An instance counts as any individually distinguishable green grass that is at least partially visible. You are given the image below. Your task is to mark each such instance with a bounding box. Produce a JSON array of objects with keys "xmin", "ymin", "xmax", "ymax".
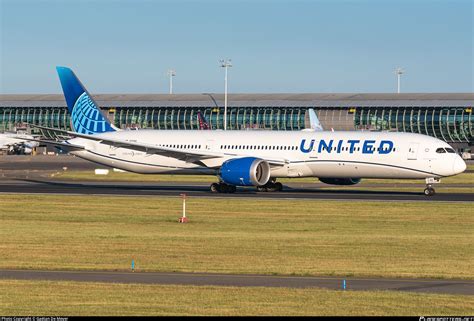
[
  {"xmin": 1, "ymin": 280, "xmax": 472, "ymax": 316},
  {"xmin": 1, "ymin": 195, "xmax": 472, "ymax": 279}
]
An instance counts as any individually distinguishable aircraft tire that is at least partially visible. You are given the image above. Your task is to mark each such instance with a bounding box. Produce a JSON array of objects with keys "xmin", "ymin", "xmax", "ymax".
[
  {"xmin": 210, "ymin": 183, "xmax": 220, "ymax": 193},
  {"xmin": 215, "ymin": 183, "xmax": 236, "ymax": 194},
  {"xmin": 257, "ymin": 182, "xmax": 282, "ymax": 192},
  {"xmin": 424, "ymin": 187, "xmax": 435, "ymax": 196},
  {"xmin": 222, "ymin": 184, "xmax": 230, "ymax": 193}
]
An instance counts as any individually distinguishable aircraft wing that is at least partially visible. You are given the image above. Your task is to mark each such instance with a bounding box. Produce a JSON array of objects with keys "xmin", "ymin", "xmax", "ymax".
[{"xmin": 27, "ymin": 124, "xmax": 287, "ymax": 167}]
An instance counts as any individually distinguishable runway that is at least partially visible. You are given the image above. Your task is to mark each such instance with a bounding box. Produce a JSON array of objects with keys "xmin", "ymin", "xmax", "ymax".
[
  {"xmin": 1, "ymin": 269, "xmax": 472, "ymax": 295},
  {"xmin": 0, "ymin": 178, "xmax": 473, "ymax": 202},
  {"xmin": 0, "ymin": 155, "xmax": 472, "ymax": 201}
]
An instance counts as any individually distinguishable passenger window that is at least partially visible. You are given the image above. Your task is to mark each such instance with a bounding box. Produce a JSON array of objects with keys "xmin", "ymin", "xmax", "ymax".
[{"xmin": 436, "ymin": 148, "xmax": 446, "ymax": 153}]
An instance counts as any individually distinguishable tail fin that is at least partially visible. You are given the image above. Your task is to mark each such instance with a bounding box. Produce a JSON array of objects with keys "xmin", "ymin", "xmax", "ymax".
[
  {"xmin": 197, "ymin": 111, "xmax": 210, "ymax": 130},
  {"xmin": 303, "ymin": 108, "xmax": 324, "ymax": 131},
  {"xmin": 56, "ymin": 66, "xmax": 117, "ymax": 134}
]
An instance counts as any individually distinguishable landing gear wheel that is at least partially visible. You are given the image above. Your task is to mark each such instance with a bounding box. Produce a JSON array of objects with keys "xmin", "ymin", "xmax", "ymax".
[
  {"xmin": 210, "ymin": 182, "xmax": 236, "ymax": 194},
  {"xmin": 257, "ymin": 181, "xmax": 283, "ymax": 192},
  {"xmin": 424, "ymin": 187, "xmax": 435, "ymax": 196},
  {"xmin": 210, "ymin": 183, "xmax": 220, "ymax": 193},
  {"xmin": 221, "ymin": 184, "xmax": 230, "ymax": 193}
]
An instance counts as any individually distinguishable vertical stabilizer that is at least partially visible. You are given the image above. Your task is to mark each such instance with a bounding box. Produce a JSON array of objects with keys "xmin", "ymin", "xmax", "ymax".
[
  {"xmin": 56, "ymin": 66, "xmax": 117, "ymax": 134},
  {"xmin": 304, "ymin": 108, "xmax": 324, "ymax": 131}
]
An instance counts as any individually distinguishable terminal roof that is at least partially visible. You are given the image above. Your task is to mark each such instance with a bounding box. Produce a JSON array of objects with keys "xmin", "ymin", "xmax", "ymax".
[{"xmin": 1, "ymin": 93, "xmax": 473, "ymax": 108}]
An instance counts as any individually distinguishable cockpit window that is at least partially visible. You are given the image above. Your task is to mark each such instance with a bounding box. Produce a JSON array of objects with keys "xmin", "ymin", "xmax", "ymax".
[
  {"xmin": 436, "ymin": 148, "xmax": 446, "ymax": 153},
  {"xmin": 445, "ymin": 148, "xmax": 456, "ymax": 153}
]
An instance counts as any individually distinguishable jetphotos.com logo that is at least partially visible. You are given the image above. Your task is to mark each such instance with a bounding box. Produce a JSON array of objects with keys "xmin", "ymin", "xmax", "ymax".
[{"xmin": 420, "ymin": 317, "xmax": 474, "ymax": 321}]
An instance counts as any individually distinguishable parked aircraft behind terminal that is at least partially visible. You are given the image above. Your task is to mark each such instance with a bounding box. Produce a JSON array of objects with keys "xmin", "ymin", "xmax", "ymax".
[
  {"xmin": 197, "ymin": 111, "xmax": 210, "ymax": 130},
  {"xmin": 0, "ymin": 132, "xmax": 39, "ymax": 154},
  {"xmin": 27, "ymin": 67, "xmax": 466, "ymax": 196},
  {"xmin": 303, "ymin": 108, "xmax": 324, "ymax": 132}
]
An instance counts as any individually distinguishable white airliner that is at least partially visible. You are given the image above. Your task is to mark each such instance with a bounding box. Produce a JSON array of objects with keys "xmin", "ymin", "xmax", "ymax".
[
  {"xmin": 0, "ymin": 132, "xmax": 39, "ymax": 154},
  {"xmin": 30, "ymin": 67, "xmax": 467, "ymax": 196}
]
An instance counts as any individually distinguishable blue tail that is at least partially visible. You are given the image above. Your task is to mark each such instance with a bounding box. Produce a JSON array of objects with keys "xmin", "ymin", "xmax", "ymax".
[{"xmin": 56, "ymin": 66, "xmax": 116, "ymax": 134}]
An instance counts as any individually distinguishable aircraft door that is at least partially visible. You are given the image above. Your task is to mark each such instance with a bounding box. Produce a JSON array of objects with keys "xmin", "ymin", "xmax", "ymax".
[
  {"xmin": 205, "ymin": 139, "xmax": 215, "ymax": 152},
  {"xmin": 407, "ymin": 143, "xmax": 419, "ymax": 160}
]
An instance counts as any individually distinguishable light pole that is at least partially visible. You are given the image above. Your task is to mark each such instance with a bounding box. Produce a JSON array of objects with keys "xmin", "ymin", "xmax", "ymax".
[
  {"xmin": 395, "ymin": 67, "xmax": 404, "ymax": 93},
  {"xmin": 219, "ymin": 59, "xmax": 232, "ymax": 130},
  {"xmin": 167, "ymin": 69, "xmax": 176, "ymax": 94}
]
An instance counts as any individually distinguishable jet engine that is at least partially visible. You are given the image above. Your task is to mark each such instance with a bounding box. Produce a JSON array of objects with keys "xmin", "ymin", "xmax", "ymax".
[
  {"xmin": 220, "ymin": 157, "xmax": 271, "ymax": 186},
  {"xmin": 319, "ymin": 178, "xmax": 361, "ymax": 185}
]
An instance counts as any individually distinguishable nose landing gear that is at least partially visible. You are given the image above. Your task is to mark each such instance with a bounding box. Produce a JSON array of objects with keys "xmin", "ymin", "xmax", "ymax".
[
  {"xmin": 424, "ymin": 186, "xmax": 436, "ymax": 196},
  {"xmin": 424, "ymin": 177, "xmax": 440, "ymax": 196}
]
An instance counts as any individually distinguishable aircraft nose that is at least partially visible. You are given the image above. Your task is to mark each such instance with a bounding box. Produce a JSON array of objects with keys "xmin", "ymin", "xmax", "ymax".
[{"xmin": 452, "ymin": 156, "xmax": 467, "ymax": 174}]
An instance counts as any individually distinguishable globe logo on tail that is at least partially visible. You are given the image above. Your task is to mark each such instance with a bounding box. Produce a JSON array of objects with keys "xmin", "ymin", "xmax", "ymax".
[{"xmin": 71, "ymin": 92, "xmax": 114, "ymax": 134}]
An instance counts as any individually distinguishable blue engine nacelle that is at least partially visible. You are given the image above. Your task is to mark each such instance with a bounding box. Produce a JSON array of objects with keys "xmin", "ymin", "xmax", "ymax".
[
  {"xmin": 319, "ymin": 178, "xmax": 361, "ymax": 185},
  {"xmin": 220, "ymin": 157, "xmax": 271, "ymax": 186}
]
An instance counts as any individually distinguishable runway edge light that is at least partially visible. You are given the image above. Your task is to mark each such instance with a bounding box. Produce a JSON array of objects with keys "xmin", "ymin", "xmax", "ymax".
[{"xmin": 178, "ymin": 193, "xmax": 189, "ymax": 223}]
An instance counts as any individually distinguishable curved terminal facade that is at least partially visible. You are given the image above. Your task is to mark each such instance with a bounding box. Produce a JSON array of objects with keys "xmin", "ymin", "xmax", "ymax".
[{"xmin": 0, "ymin": 93, "xmax": 472, "ymax": 151}]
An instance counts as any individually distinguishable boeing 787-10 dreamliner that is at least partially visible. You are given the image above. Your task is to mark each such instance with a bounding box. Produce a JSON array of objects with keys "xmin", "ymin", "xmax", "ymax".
[{"xmin": 29, "ymin": 67, "xmax": 467, "ymax": 196}]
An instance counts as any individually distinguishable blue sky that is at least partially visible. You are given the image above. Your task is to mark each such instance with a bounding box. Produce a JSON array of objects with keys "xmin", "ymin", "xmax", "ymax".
[{"xmin": 0, "ymin": 0, "xmax": 472, "ymax": 94}]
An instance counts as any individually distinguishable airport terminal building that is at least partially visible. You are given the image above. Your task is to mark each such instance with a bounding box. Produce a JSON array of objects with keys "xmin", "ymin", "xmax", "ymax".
[{"xmin": 0, "ymin": 93, "xmax": 473, "ymax": 151}]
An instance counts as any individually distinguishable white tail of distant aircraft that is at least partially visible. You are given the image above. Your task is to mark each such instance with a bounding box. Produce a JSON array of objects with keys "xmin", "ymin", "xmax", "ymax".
[
  {"xmin": 28, "ymin": 67, "xmax": 466, "ymax": 196},
  {"xmin": 303, "ymin": 108, "xmax": 324, "ymax": 131}
]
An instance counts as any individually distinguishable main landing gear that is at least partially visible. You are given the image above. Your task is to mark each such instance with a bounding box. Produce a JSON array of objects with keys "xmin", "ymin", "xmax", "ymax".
[
  {"xmin": 209, "ymin": 179, "xmax": 284, "ymax": 193},
  {"xmin": 424, "ymin": 177, "xmax": 440, "ymax": 196},
  {"xmin": 257, "ymin": 180, "xmax": 283, "ymax": 192},
  {"xmin": 210, "ymin": 182, "xmax": 237, "ymax": 193}
]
